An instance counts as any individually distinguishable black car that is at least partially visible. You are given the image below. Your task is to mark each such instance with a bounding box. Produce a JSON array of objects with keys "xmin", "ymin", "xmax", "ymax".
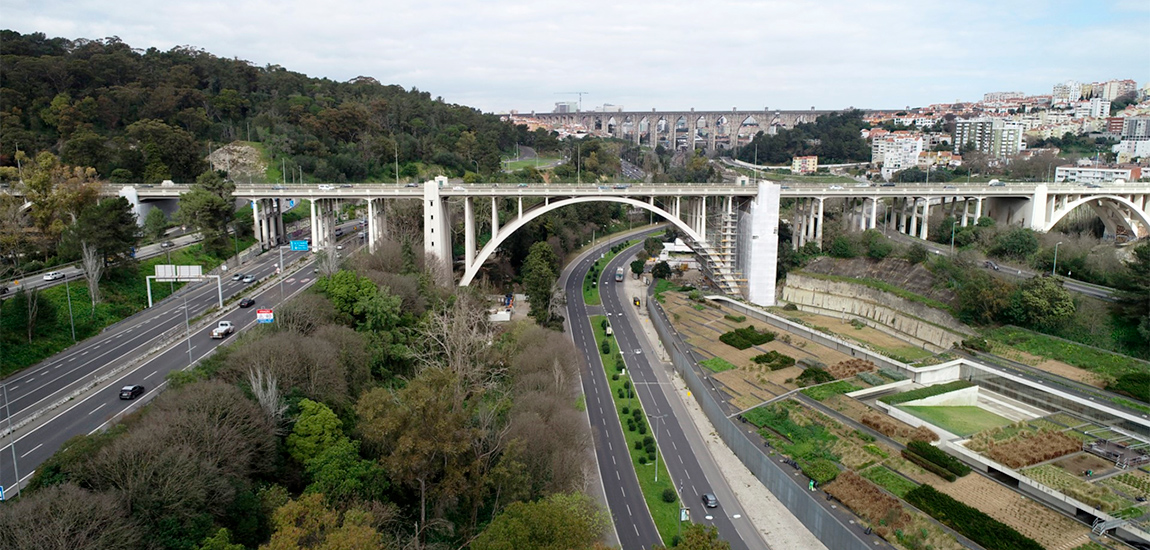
[
  {"xmin": 0, "ymin": 286, "xmax": 7, "ymax": 295},
  {"xmin": 160, "ymin": 241, "xmax": 175, "ymax": 248},
  {"xmin": 239, "ymin": 297, "xmax": 255, "ymax": 308},
  {"xmin": 701, "ymin": 493, "xmax": 718, "ymax": 508},
  {"xmin": 119, "ymin": 385, "xmax": 145, "ymax": 400}
]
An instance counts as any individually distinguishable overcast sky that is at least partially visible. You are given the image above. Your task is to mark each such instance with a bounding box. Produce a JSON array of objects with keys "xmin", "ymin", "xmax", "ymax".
[{"xmin": 5, "ymin": 0, "xmax": 1149, "ymax": 113}]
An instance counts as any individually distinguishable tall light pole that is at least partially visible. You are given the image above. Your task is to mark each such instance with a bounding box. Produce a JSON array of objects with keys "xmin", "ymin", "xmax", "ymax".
[
  {"xmin": 649, "ymin": 413, "xmax": 667, "ymax": 482},
  {"xmin": 1053, "ymin": 241, "xmax": 1063, "ymax": 275},
  {"xmin": 64, "ymin": 276, "xmax": 76, "ymax": 342},
  {"xmin": 3, "ymin": 380, "xmax": 19, "ymax": 498},
  {"xmin": 950, "ymin": 221, "xmax": 960, "ymax": 255}
]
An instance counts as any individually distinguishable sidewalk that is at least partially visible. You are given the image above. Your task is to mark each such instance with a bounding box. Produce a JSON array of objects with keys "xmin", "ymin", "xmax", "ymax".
[{"xmin": 621, "ymin": 272, "xmax": 827, "ymax": 550}]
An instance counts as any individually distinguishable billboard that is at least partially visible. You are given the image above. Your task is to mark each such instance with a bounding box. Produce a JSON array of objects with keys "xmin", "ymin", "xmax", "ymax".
[{"xmin": 154, "ymin": 264, "xmax": 203, "ymax": 282}]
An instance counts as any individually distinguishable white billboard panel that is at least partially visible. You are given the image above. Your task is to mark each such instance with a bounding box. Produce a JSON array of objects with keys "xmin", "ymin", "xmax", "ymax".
[{"xmin": 155, "ymin": 264, "xmax": 204, "ymax": 282}]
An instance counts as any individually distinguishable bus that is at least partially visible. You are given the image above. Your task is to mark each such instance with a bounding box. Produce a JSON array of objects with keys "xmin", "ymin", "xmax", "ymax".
[{"xmin": 615, "ymin": 267, "xmax": 625, "ymax": 282}]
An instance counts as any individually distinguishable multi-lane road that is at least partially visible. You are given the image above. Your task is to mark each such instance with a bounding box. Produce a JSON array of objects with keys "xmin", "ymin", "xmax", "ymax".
[
  {"xmin": 564, "ymin": 234, "xmax": 766, "ymax": 549},
  {"xmin": 0, "ymin": 224, "xmax": 358, "ymax": 495}
]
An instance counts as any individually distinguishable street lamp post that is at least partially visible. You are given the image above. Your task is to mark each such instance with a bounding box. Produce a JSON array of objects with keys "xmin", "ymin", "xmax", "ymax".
[
  {"xmin": 649, "ymin": 413, "xmax": 667, "ymax": 482},
  {"xmin": 950, "ymin": 221, "xmax": 960, "ymax": 254},
  {"xmin": 64, "ymin": 276, "xmax": 76, "ymax": 342},
  {"xmin": 1053, "ymin": 241, "xmax": 1063, "ymax": 276}
]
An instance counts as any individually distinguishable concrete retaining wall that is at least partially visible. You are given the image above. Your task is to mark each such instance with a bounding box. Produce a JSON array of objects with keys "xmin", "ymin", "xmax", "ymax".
[
  {"xmin": 781, "ymin": 274, "xmax": 971, "ymax": 351},
  {"xmin": 902, "ymin": 386, "xmax": 980, "ymax": 407}
]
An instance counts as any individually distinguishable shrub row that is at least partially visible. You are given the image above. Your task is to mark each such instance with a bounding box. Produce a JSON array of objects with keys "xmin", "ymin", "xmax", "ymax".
[
  {"xmin": 857, "ymin": 372, "xmax": 885, "ymax": 386},
  {"xmin": 723, "ymin": 314, "xmax": 746, "ymax": 323},
  {"xmin": 825, "ymin": 471, "xmax": 911, "ymax": 540},
  {"xmin": 880, "ymin": 380, "xmax": 973, "ymax": 405},
  {"xmin": 906, "ymin": 441, "xmax": 970, "ymax": 477},
  {"xmin": 900, "ymin": 449, "xmax": 957, "ymax": 482},
  {"xmin": 801, "ymin": 381, "xmax": 861, "ymax": 401},
  {"xmin": 861, "ymin": 412, "xmax": 939, "ymax": 443},
  {"xmin": 801, "ymin": 458, "xmax": 840, "ymax": 484},
  {"xmin": 826, "ymin": 358, "xmax": 877, "ymax": 379},
  {"xmin": 719, "ymin": 325, "xmax": 776, "ymax": 350},
  {"xmin": 751, "ymin": 351, "xmax": 795, "ymax": 370},
  {"xmin": 904, "ymin": 484, "xmax": 1044, "ymax": 550},
  {"xmin": 878, "ymin": 368, "xmax": 907, "ymax": 381}
]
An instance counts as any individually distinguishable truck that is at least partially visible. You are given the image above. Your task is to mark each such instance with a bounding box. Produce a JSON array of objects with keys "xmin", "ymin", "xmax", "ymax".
[
  {"xmin": 211, "ymin": 321, "xmax": 235, "ymax": 339},
  {"xmin": 615, "ymin": 267, "xmax": 625, "ymax": 282}
]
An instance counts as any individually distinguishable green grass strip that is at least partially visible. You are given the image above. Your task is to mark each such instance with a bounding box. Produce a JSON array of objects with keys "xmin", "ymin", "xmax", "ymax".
[
  {"xmin": 879, "ymin": 380, "xmax": 973, "ymax": 405},
  {"xmin": 983, "ymin": 325, "xmax": 1150, "ymax": 380},
  {"xmin": 590, "ymin": 315, "xmax": 679, "ymax": 544},
  {"xmin": 700, "ymin": 357, "xmax": 738, "ymax": 373},
  {"xmin": 582, "ymin": 239, "xmax": 636, "ymax": 306},
  {"xmin": 801, "ymin": 380, "xmax": 862, "ymax": 401},
  {"xmin": 860, "ymin": 465, "xmax": 918, "ymax": 498}
]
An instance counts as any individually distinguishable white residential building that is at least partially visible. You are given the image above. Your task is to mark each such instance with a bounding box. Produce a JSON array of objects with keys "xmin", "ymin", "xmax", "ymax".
[
  {"xmin": 953, "ymin": 118, "xmax": 1024, "ymax": 158},
  {"xmin": 1053, "ymin": 80, "xmax": 1083, "ymax": 104},
  {"xmin": 1055, "ymin": 165, "xmax": 1142, "ymax": 184}
]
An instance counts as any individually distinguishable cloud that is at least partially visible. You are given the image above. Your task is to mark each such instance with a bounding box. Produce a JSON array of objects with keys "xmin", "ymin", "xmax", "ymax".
[{"xmin": 4, "ymin": 0, "xmax": 1147, "ymax": 112}]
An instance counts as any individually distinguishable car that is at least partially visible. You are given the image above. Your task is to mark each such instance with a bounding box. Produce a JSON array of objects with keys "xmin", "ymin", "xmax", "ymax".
[
  {"xmin": 613, "ymin": 184, "xmax": 631, "ymax": 190},
  {"xmin": 404, "ymin": 183, "xmax": 418, "ymax": 188},
  {"xmin": 239, "ymin": 297, "xmax": 255, "ymax": 308},
  {"xmin": 701, "ymin": 493, "xmax": 718, "ymax": 508},
  {"xmin": 160, "ymin": 241, "xmax": 175, "ymax": 248},
  {"xmin": 1086, "ymin": 183, "xmax": 1102, "ymax": 188},
  {"xmin": 984, "ymin": 260, "xmax": 1000, "ymax": 271},
  {"xmin": 211, "ymin": 321, "xmax": 235, "ymax": 339},
  {"xmin": 336, "ymin": 244, "xmax": 345, "ymax": 250},
  {"xmin": 943, "ymin": 185, "xmax": 957, "ymax": 189},
  {"xmin": 598, "ymin": 185, "xmax": 610, "ymax": 190},
  {"xmin": 634, "ymin": 349, "xmax": 642, "ymax": 355},
  {"xmin": 43, "ymin": 271, "xmax": 65, "ymax": 281},
  {"xmin": 318, "ymin": 184, "xmax": 336, "ymax": 191},
  {"xmin": 452, "ymin": 186, "xmax": 466, "ymax": 191},
  {"xmin": 272, "ymin": 185, "xmax": 286, "ymax": 190},
  {"xmin": 880, "ymin": 182, "xmax": 896, "ymax": 187},
  {"xmin": 242, "ymin": 274, "xmax": 256, "ymax": 283},
  {"xmin": 854, "ymin": 182, "xmax": 870, "ymax": 187},
  {"xmin": 340, "ymin": 184, "xmax": 353, "ymax": 188},
  {"xmin": 988, "ymin": 179, "xmax": 1005, "ymax": 187},
  {"xmin": 517, "ymin": 183, "xmax": 529, "ymax": 188},
  {"xmin": 119, "ymin": 385, "xmax": 145, "ymax": 400}
]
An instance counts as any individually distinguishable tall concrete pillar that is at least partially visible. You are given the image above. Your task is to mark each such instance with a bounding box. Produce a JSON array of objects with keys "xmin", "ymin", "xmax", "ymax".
[
  {"xmin": 920, "ymin": 199, "xmax": 930, "ymax": 240},
  {"xmin": 310, "ymin": 199, "xmax": 319, "ymax": 248},
  {"xmin": 700, "ymin": 196, "xmax": 708, "ymax": 242},
  {"xmin": 962, "ymin": 199, "xmax": 970, "ymax": 227},
  {"xmin": 493, "ymin": 197, "xmax": 501, "ymax": 241},
  {"xmin": 858, "ymin": 198, "xmax": 866, "ymax": 231},
  {"xmin": 974, "ymin": 196, "xmax": 983, "ymax": 222},
  {"xmin": 424, "ymin": 176, "xmax": 451, "ymax": 282},
  {"xmin": 815, "ymin": 198, "xmax": 825, "ymax": 248},
  {"xmin": 708, "ymin": 116, "xmax": 717, "ymax": 153},
  {"xmin": 869, "ymin": 198, "xmax": 878, "ymax": 229},
  {"xmin": 251, "ymin": 199, "xmax": 263, "ymax": 250},
  {"xmin": 464, "ymin": 197, "xmax": 475, "ymax": 273},
  {"xmin": 745, "ymin": 182, "xmax": 781, "ymax": 307},
  {"xmin": 688, "ymin": 112, "xmax": 697, "ymax": 151},
  {"xmin": 909, "ymin": 198, "xmax": 919, "ymax": 237},
  {"xmin": 1029, "ymin": 184, "xmax": 1049, "ymax": 230}
]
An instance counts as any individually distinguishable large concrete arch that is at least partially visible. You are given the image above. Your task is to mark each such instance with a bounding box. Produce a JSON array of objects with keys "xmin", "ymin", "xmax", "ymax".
[
  {"xmin": 459, "ymin": 195, "xmax": 704, "ymax": 286},
  {"xmin": 1044, "ymin": 194, "xmax": 1150, "ymax": 237}
]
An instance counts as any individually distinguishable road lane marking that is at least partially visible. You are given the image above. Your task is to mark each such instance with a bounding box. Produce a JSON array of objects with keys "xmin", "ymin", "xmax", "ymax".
[
  {"xmin": 20, "ymin": 443, "xmax": 42, "ymax": 458},
  {"xmin": 144, "ymin": 370, "xmax": 158, "ymax": 380},
  {"xmin": 88, "ymin": 402, "xmax": 107, "ymax": 415}
]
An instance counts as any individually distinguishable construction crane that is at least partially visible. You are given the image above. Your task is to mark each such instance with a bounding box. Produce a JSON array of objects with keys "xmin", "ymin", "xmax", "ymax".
[{"xmin": 556, "ymin": 91, "xmax": 589, "ymax": 112}]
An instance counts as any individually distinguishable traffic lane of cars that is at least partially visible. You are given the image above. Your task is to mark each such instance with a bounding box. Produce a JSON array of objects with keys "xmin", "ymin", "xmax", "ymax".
[
  {"xmin": 599, "ymin": 252, "xmax": 753, "ymax": 549},
  {"xmin": 565, "ymin": 251, "xmax": 663, "ymax": 550},
  {"xmin": 0, "ymin": 257, "xmax": 324, "ymax": 493},
  {"xmin": 0, "ymin": 246, "xmax": 307, "ymax": 423}
]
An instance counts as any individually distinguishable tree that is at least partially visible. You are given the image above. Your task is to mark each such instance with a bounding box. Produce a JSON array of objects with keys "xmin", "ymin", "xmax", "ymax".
[
  {"xmin": 144, "ymin": 207, "xmax": 169, "ymax": 240},
  {"xmin": 261, "ymin": 494, "xmax": 383, "ymax": 550},
  {"xmin": 644, "ymin": 236, "xmax": 664, "ymax": 258},
  {"xmin": 80, "ymin": 240, "xmax": 103, "ymax": 307},
  {"xmin": 1111, "ymin": 241, "xmax": 1150, "ymax": 354},
  {"xmin": 302, "ymin": 437, "xmax": 388, "ymax": 503},
  {"xmin": 1007, "ymin": 276, "xmax": 1076, "ymax": 329},
  {"xmin": 905, "ymin": 243, "xmax": 929, "ymax": 264},
  {"xmin": 0, "ymin": 483, "xmax": 141, "ymax": 550},
  {"xmin": 630, "ymin": 259, "xmax": 645, "ymax": 276},
  {"xmin": 955, "ymin": 272, "xmax": 1015, "ymax": 325},
  {"xmin": 176, "ymin": 170, "xmax": 236, "ymax": 257},
  {"xmin": 652, "ymin": 261, "xmax": 672, "ymax": 279},
  {"xmin": 523, "ymin": 241, "xmax": 559, "ymax": 325},
  {"xmin": 827, "ymin": 235, "xmax": 858, "ymax": 258},
  {"xmin": 197, "ymin": 529, "xmax": 246, "ymax": 550},
  {"xmin": 286, "ymin": 399, "xmax": 344, "ymax": 464},
  {"xmin": 666, "ymin": 523, "xmax": 731, "ymax": 550},
  {"xmin": 990, "ymin": 227, "xmax": 1039, "ymax": 260},
  {"xmin": 471, "ymin": 493, "xmax": 608, "ymax": 550},
  {"xmin": 61, "ymin": 197, "xmax": 139, "ymax": 265}
]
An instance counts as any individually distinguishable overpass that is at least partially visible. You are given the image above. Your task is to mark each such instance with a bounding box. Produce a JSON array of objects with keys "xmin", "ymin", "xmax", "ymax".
[
  {"xmin": 523, "ymin": 107, "xmax": 839, "ymax": 153},
  {"xmin": 10, "ymin": 179, "xmax": 1148, "ymax": 307}
]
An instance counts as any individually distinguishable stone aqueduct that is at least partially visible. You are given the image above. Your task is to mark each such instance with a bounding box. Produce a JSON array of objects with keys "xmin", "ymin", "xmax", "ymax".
[{"xmin": 524, "ymin": 108, "xmax": 839, "ymax": 151}]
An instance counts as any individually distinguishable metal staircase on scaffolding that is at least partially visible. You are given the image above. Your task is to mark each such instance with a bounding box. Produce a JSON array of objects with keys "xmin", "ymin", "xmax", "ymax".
[{"xmin": 695, "ymin": 211, "xmax": 744, "ymax": 296}]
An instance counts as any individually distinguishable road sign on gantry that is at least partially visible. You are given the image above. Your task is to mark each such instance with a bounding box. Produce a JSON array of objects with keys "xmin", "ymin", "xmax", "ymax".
[
  {"xmin": 290, "ymin": 240, "xmax": 309, "ymax": 251},
  {"xmin": 155, "ymin": 264, "xmax": 203, "ymax": 282}
]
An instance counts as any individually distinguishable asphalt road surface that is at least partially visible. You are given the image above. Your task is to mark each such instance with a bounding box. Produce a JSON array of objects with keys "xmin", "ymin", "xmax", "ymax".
[
  {"xmin": 0, "ymin": 223, "xmax": 359, "ymax": 496},
  {"xmin": 565, "ymin": 240, "xmax": 664, "ymax": 549}
]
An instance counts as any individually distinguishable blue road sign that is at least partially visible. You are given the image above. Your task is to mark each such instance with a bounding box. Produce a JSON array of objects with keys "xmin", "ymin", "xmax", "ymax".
[
  {"xmin": 288, "ymin": 199, "xmax": 295, "ymax": 208},
  {"xmin": 290, "ymin": 240, "xmax": 309, "ymax": 251}
]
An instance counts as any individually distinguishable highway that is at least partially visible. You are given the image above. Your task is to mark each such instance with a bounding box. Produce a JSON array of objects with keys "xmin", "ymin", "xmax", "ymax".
[
  {"xmin": 564, "ymin": 238, "xmax": 663, "ymax": 549},
  {"xmin": 564, "ymin": 233, "xmax": 766, "ymax": 549},
  {"xmin": 597, "ymin": 245, "xmax": 762, "ymax": 549},
  {"xmin": 0, "ymin": 223, "xmax": 358, "ymax": 495}
]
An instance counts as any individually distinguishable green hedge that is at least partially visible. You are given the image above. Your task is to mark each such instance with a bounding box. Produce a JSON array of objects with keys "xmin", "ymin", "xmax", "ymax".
[
  {"xmin": 905, "ymin": 485, "xmax": 1044, "ymax": 550},
  {"xmin": 796, "ymin": 367, "xmax": 835, "ymax": 386},
  {"xmin": 801, "ymin": 381, "xmax": 861, "ymax": 401},
  {"xmin": 752, "ymin": 351, "xmax": 796, "ymax": 370},
  {"xmin": 719, "ymin": 325, "xmax": 776, "ymax": 350},
  {"xmin": 880, "ymin": 380, "xmax": 973, "ymax": 405},
  {"xmin": 906, "ymin": 441, "xmax": 970, "ymax": 477},
  {"xmin": 801, "ymin": 458, "xmax": 840, "ymax": 484},
  {"xmin": 723, "ymin": 314, "xmax": 746, "ymax": 323},
  {"xmin": 900, "ymin": 449, "xmax": 956, "ymax": 482}
]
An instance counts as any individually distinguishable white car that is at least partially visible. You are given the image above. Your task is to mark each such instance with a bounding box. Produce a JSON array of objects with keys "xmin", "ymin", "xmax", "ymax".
[
  {"xmin": 828, "ymin": 185, "xmax": 844, "ymax": 190},
  {"xmin": 43, "ymin": 271, "xmax": 65, "ymax": 281},
  {"xmin": 317, "ymin": 184, "xmax": 336, "ymax": 191},
  {"xmin": 452, "ymin": 186, "xmax": 466, "ymax": 191}
]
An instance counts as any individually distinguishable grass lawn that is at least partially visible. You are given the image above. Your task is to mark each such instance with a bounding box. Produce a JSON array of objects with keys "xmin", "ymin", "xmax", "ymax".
[
  {"xmin": 504, "ymin": 157, "xmax": 560, "ymax": 171},
  {"xmin": 861, "ymin": 465, "xmax": 919, "ymax": 498},
  {"xmin": 984, "ymin": 325, "xmax": 1149, "ymax": 380},
  {"xmin": 700, "ymin": 357, "xmax": 738, "ymax": 373},
  {"xmin": 590, "ymin": 315, "xmax": 679, "ymax": 545},
  {"xmin": 801, "ymin": 380, "xmax": 862, "ymax": 401},
  {"xmin": 582, "ymin": 239, "xmax": 635, "ymax": 306},
  {"xmin": 1, "ymin": 239, "xmax": 255, "ymax": 375},
  {"xmin": 898, "ymin": 405, "xmax": 1013, "ymax": 437}
]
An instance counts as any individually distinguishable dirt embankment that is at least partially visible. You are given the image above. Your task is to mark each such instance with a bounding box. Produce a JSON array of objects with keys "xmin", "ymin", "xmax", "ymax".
[
  {"xmin": 801, "ymin": 257, "xmax": 955, "ymax": 305},
  {"xmin": 207, "ymin": 142, "xmax": 267, "ymax": 183}
]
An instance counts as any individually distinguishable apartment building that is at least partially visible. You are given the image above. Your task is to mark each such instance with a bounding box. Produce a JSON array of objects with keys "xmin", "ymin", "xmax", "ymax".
[
  {"xmin": 1055, "ymin": 164, "xmax": 1141, "ymax": 184},
  {"xmin": 791, "ymin": 156, "xmax": 818, "ymax": 174},
  {"xmin": 953, "ymin": 118, "xmax": 1024, "ymax": 158}
]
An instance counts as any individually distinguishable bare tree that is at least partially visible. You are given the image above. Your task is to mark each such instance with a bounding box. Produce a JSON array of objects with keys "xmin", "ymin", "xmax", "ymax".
[
  {"xmin": 22, "ymin": 285, "xmax": 39, "ymax": 343},
  {"xmin": 418, "ymin": 289, "xmax": 499, "ymax": 387},
  {"xmin": 248, "ymin": 367, "xmax": 288, "ymax": 431},
  {"xmin": 0, "ymin": 483, "xmax": 141, "ymax": 550},
  {"xmin": 315, "ymin": 249, "xmax": 341, "ymax": 277},
  {"xmin": 80, "ymin": 240, "xmax": 102, "ymax": 307}
]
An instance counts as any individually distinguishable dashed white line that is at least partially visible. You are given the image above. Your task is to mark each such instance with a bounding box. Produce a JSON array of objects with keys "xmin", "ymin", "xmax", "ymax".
[
  {"xmin": 20, "ymin": 443, "xmax": 43, "ymax": 458},
  {"xmin": 88, "ymin": 402, "xmax": 107, "ymax": 415},
  {"xmin": 144, "ymin": 370, "xmax": 158, "ymax": 380}
]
